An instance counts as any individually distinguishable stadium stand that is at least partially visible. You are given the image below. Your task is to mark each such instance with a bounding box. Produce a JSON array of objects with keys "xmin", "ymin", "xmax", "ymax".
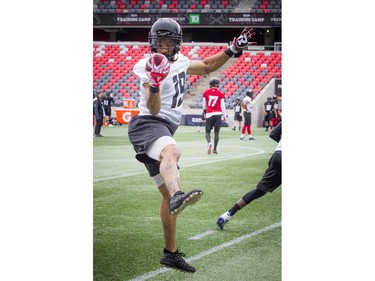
[
  {"xmin": 93, "ymin": 43, "xmax": 208, "ymax": 106},
  {"xmin": 188, "ymin": 50, "xmax": 281, "ymax": 109},
  {"xmin": 93, "ymin": 0, "xmax": 281, "ymax": 13},
  {"xmin": 251, "ymin": 0, "xmax": 281, "ymax": 13},
  {"xmin": 93, "ymin": 0, "xmax": 245, "ymax": 13},
  {"xmin": 93, "ymin": 42, "xmax": 282, "ymax": 109}
]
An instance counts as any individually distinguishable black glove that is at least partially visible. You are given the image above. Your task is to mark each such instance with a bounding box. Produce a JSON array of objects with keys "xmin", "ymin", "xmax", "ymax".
[{"xmin": 229, "ymin": 27, "xmax": 256, "ymax": 54}]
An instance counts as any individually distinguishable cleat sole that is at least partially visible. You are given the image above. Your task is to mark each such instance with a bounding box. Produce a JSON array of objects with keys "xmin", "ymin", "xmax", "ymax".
[{"xmin": 170, "ymin": 191, "xmax": 203, "ymax": 216}]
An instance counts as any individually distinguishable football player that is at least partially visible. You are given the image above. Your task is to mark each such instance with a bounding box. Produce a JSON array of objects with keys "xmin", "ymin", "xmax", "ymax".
[
  {"xmin": 263, "ymin": 96, "xmax": 275, "ymax": 131},
  {"xmin": 128, "ymin": 18, "xmax": 256, "ymax": 273},
  {"xmin": 202, "ymin": 77, "xmax": 226, "ymax": 154},
  {"xmin": 217, "ymin": 122, "xmax": 282, "ymax": 230},
  {"xmin": 240, "ymin": 89, "xmax": 255, "ymax": 140}
]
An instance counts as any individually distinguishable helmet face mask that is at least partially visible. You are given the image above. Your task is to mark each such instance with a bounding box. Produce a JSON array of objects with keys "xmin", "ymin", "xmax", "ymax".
[
  {"xmin": 153, "ymin": 37, "xmax": 176, "ymax": 49},
  {"xmin": 148, "ymin": 18, "xmax": 182, "ymax": 62}
]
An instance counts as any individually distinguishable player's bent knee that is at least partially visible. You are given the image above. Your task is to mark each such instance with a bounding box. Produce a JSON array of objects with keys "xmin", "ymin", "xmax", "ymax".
[
  {"xmin": 161, "ymin": 143, "xmax": 181, "ymax": 161},
  {"xmin": 146, "ymin": 136, "xmax": 177, "ymax": 161}
]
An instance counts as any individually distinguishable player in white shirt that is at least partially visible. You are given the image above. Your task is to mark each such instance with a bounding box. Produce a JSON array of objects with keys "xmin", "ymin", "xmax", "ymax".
[
  {"xmin": 128, "ymin": 18, "xmax": 256, "ymax": 272},
  {"xmin": 240, "ymin": 89, "xmax": 255, "ymax": 140}
]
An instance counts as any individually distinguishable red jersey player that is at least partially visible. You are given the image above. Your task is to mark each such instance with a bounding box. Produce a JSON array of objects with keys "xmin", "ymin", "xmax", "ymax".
[{"xmin": 202, "ymin": 77, "xmax": 227, "ymax": 154}]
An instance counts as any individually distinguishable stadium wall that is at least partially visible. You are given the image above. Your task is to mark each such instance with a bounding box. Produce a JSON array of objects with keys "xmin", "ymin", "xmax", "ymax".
[{"xmin": 251, "ymin": 78, "xmax": 276, "ymax": 128}]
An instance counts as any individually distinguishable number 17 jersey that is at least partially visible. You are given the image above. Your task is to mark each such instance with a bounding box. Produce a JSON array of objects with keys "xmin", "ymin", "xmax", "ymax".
[{"xmin": 202, "ymin": 87, "xmax": 226, "ymax": 118}]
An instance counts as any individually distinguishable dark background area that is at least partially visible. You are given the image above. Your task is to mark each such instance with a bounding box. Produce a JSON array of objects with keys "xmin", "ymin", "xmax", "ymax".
[{"xmin": 94, "ymin": 27, "xmax": 281, "ymax": 46}]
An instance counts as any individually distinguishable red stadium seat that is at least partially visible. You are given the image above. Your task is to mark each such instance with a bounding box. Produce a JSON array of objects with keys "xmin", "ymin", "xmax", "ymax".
[{"xmin": 93, "ymin": 42, "xmax": 282, "ymax": 106}]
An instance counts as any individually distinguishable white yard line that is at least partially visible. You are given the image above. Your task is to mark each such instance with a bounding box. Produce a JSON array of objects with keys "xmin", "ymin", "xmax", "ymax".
[
  {"xmin": 129, "ymin": 222, "xmax": 281, "ymax": 281},
  {"xmin": 93, "ymin": 147, "xmax": 265, "ymax": 182},
  {"xmin": 189, "ymin": 230, "xmax": 216, "ymax": 240}
]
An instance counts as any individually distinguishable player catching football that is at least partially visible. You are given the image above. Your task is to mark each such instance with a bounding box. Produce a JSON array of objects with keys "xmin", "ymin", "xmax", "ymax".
[{"xmin": 128, "ymin": 18, "xmax": 256, "ymax": 273}]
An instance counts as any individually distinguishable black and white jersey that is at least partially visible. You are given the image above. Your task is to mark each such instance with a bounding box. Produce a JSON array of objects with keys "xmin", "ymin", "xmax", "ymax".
[
  {"xmin": 264, "ymin": 101, "xmax": 274, "ymax": 112},
  {"xmin": 133, "ymin": 53, "xmax": 190, "ymax": 126},
  {"xmin": 234, "ymin": 101, "xmax": 241, "ymax": 113},
  {"xmin": 103, "ymin": 95, "xmax": 114, "ymax": 109}
]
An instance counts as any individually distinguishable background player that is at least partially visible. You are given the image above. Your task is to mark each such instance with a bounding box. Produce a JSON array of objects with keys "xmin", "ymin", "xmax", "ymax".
[
  {"xmin": 232, "ymin": 98, "xmax": 242, "ymax": 131},
  {"xmin": 263, "ymin": 96, "xmax": 274, "ymax": 131},
  {"xmin": 103, "ymin": 91, "xmax": 114, "ymax": 126},
  {"xmin": 202, "ymin": 77, "xmax": 226, "ymax": 154},
  {"xmin": 240, "ymin": 89, "xmax": 255, "ymax": 140}
]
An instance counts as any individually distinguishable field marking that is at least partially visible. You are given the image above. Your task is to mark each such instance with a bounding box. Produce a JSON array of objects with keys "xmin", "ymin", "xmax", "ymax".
[
  {"xmin": 129, "ymin": 222, "xmax": 281, "ymax": 281},
  {"xmin": 93, "ymin": 147, "xmax": 265, "ymax": 182},
  {"xmin": 189, "ymin": 230, "xmax": 216, "ymax": 240}
]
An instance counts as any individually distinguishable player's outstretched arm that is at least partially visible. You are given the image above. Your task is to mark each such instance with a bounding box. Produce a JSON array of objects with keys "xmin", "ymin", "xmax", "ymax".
[
  {"xmin": 145, "ymin": 53, "xmax": 170, "ymax": 115},
  {"xmin": 144, "ymin": 84, "xmax": 161, "ymax": 116},
  {"xmin": 188, "ymin": 27, "xmax": 255, "ymax": 76}
]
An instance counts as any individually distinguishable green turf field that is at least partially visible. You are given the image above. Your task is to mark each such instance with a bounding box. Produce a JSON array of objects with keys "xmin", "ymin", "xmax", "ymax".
[{"xmin": 93, "ymin": 125, "xmax": 281, "ymax": 281}]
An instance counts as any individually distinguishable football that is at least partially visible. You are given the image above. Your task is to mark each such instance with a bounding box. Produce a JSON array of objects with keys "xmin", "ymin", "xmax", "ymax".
[{"xmin": 145, "ymin": 53, "xmax": 170, "ymax": 73}]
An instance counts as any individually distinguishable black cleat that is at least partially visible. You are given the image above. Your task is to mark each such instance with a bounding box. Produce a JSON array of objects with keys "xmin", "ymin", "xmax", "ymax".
[
  {"xmin": 160, "ymin": 249, "xmax": 196, "ymax": 273},
  {"xmin": 169, "ymin": 189, "xmax": 203, "ymax": 216}
]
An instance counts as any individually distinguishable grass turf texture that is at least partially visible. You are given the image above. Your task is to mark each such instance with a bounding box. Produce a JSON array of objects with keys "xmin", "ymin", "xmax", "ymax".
[{"xmin": 94, "ymin": 125, "xmax": 281, "ymax": 281}]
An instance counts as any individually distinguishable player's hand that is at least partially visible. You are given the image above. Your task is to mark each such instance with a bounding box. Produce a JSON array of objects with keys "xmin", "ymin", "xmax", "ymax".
[
  {"xmin": 230, "ymin": 27, "xmax": 256, "ymax": 53},
  {"xmin": 145, "ymin": 53, "xmax": 170, "ymax": 88}
]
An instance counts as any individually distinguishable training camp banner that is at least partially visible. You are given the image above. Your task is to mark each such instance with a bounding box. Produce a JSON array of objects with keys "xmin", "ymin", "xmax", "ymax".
[{"xmin": 93, "ymin": 12, "xmax": 282, "ymax": 27}]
